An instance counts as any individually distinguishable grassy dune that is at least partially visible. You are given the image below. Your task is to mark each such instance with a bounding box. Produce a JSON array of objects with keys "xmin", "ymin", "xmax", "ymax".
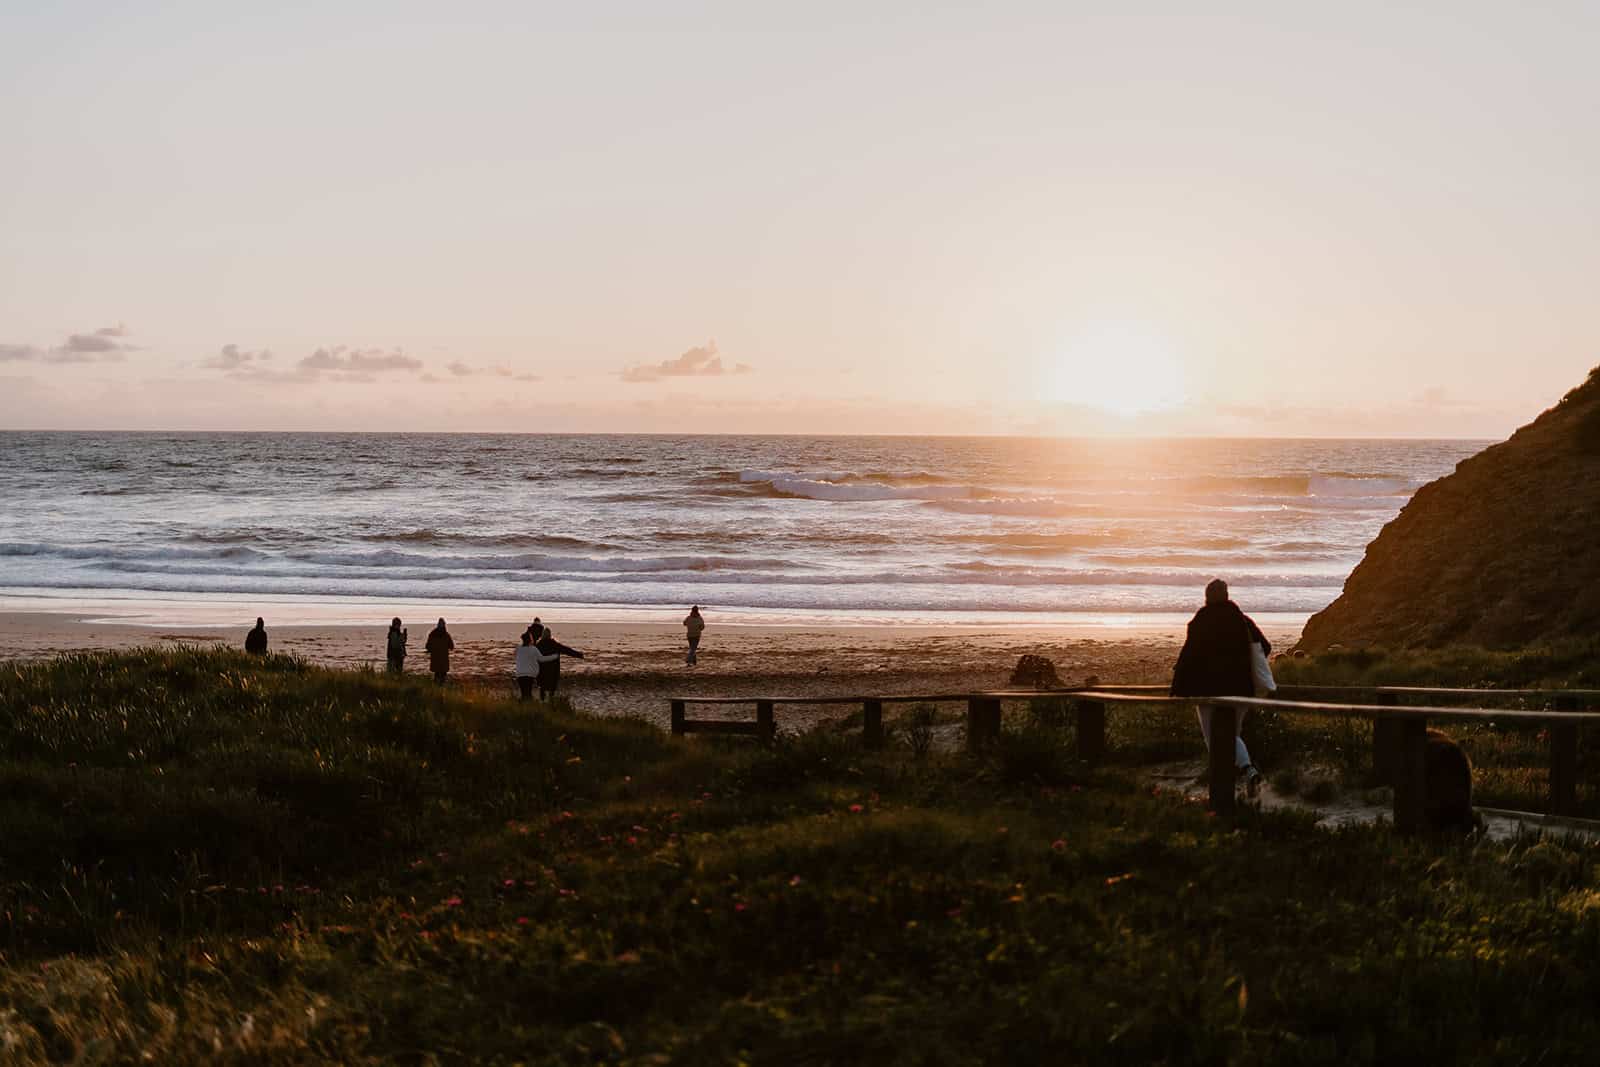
[{"xmin": 3, "ymin": 649, "xmax": 1600, "ymax": 1063}]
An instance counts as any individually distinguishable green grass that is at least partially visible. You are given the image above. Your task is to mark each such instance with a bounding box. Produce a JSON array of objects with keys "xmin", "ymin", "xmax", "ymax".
[{"xmin": 4, "ymin": 648, "xmax": 1600, "ymax": 1063}]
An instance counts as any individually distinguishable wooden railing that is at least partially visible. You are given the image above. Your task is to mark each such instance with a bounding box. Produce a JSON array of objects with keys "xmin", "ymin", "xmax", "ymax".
[{"xmin": 669, "ymin": 685, "xmax": 1600, "ymax": 833}]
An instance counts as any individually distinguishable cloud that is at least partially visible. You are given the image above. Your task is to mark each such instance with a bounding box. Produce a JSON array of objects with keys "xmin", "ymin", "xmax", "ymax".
[
  {"xmin": 621, "ymin": 340, "xmax": 751, "ymax": 383},
  {"xmin": 0, "ymin": 325, "xmax": 138, "ymax": 364},
  {"xmin": 201, "ymin": 343, "xmax": 424, "ymax": 384},
  {"xmin": 200, "ymin": 344, "xmax": 273, "ymax": 370},
  {"xmin": 442, "ymin": 360, "xmax": 539, "ymax": 382},
  {"xmin": 299, "ymin": 346, "xmax": 422, "ymax": 373}
]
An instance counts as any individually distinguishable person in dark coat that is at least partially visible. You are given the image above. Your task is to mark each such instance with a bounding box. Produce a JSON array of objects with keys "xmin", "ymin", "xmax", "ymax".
[
  {"xmin": 1171, "ymin": 579, "xmax": 1267, "ymax": 794},
  {"xmin": 386, "ymin": 618, "xmax": 407, "ymax": 673},
  {"xmin": 425, "ymin": 618, "xmax": 455, "ymax": 685},
  {"xmin": 244, "ymin": 617, "xmax": 268, "ymax": 655},
  {"xmin": 535, "ymin": 628, "xmax": 584, "ymax": 701}
]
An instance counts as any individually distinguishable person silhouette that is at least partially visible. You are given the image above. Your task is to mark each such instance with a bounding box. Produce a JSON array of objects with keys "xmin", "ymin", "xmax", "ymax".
[
  {"xmin": 425, "ymin": 618, "xmax": 455, "ymax": 685},
  {"xmin": 683, "ymin": 605, "xmax": 705, "ymax": 665},
  {"xmin": 386, "ymin": 617, "xmax": 407, "ymax": 673},
  {"xmin": 245, "ymin": 617, "xmax": 268, "ymax": 655},
  {"xmin": 1170, "ymin": 579, "xmax": 1268, "ymax": 797}
]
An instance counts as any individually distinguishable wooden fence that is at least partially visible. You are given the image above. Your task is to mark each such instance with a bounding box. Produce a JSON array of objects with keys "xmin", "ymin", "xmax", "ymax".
[{"xmin": 669, "ymin": 685, "xmax": 1600, "ymax": 834}]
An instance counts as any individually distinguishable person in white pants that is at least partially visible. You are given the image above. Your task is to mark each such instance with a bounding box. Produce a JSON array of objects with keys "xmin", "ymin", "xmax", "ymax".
[{"xmin": 1170, "ymin": 579, "xmax": 1271, "ymax": 796}]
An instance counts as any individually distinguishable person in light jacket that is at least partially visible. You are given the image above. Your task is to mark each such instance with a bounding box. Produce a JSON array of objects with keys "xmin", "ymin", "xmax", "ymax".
[
  {"xmin": 683, "ymin": 605, "xmax": 705, "ymax": 665},
  {"xmin": 425, "ymin": 618, "xmax": 455, "ymax": 685},
  {"xmin": 514, "ymin": 630, "xmax": 555, "ymax": 701},
  {"xmin": 1170, "ymin": 579, "xmax": 1268, "ymax": 796},
  {"xmin": 535, "ymin": 628, "xmax": 584, "ymax": 701}
]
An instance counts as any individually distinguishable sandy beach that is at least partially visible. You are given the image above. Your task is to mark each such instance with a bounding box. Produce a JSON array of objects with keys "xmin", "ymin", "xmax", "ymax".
[{"xmin": 0, "ymin": 605, "xmax": 1305, "ymax": 732}]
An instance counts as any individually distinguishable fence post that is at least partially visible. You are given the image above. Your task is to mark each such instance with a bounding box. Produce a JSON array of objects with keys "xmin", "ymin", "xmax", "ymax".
[
  {"xmin": 1075, "ymin": 699, "xmax": 1106, "ymax": 762},
  {"xmin": 1551, "ymin": 696, "xmax": 1579, "ymax": 816},
  {"xmin": 1393, "ymin": 717, "xmax": 1428, "ymax": 834},
  {"xmin": 966, "ymin": 697, "xmax": 1001, "ymax": 753},
  {"xmin": 670, "ymin": 700, "xmax": 686, "ymax": 736},
  {"xmin": 1373, "ymin": 693, "xmax": 1400, "ymax": 785},
  {"xmin": 1207, "ymin": 703, "xmax": 1237, "ymax": 818},
  {"xmin": 756, "ymin": 701, "xmax": 776, "ymax": 744},
  {"xmin": 862, "ymin": 699, "xmax": 884, "ymax": 749}
]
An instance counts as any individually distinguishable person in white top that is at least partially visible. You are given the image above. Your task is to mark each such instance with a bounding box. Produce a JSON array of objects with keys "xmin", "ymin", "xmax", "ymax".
[{"xmin": 514, "ymin": 630, "xmax": 555, "ymax": 701}]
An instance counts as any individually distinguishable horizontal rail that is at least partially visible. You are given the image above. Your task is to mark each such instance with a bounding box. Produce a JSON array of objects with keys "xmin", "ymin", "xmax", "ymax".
[{"xmin": 672, "ymin": 690, "xmax": 1600, "ymax": 721}]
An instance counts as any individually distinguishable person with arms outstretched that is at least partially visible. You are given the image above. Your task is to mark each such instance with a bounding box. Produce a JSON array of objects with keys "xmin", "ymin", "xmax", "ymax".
[{"xmin": 535, "ymin": 627, "xmax": 584, "ymax": 701}]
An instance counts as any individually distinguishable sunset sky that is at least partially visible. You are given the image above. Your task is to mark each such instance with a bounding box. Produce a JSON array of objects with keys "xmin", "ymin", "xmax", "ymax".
[{"xmin": 3, "ymin": 3, "xmax": 1598, "ymax": 437}]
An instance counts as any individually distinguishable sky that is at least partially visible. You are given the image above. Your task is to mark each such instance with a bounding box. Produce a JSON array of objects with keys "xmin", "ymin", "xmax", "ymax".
[{"xmin": 3, "ymin": 2, "xmax": 1598, "ymax": 437}]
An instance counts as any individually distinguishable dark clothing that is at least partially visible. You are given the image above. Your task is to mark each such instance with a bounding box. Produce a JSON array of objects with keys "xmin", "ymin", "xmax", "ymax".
[
  {"xmin": 245, "ymin": 626, "xmax": 268, "ymax": 655},
  {"xmin": 535, "ymin": 635, "xmax": 583, "ymax": 698},
  {"xmin": 387, "ymin": 629, "xmax": 407, "ymax": 672},
  {"xmin": 1170, "ymin": 601, "xmax": 1270, "ymax": 698},
  {"xmin": 425, "ymin": 627, "xmax": 455, "ymax": 681},
  {"xmin": 517, "ymin": 676, "xmax": 535, "ymax": 700}
]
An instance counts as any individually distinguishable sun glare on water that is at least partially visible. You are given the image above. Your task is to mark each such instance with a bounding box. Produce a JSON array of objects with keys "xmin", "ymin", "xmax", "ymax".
[{"xmin": 1048, "ymin": 324, "xmax": 1189, "ymax": 418}]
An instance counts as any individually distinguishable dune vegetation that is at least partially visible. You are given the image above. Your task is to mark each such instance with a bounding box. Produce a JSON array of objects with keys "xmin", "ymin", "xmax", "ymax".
[{"xmin": 3, "ymin": 648, "xmax": 1600, "ymax": 1063}]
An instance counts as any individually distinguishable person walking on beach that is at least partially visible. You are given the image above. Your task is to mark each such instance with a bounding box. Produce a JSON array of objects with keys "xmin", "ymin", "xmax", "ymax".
[
  {"xmin": 534, "ymin": 627, "xmax": 584, "ymax": 701},
  {"xmin": 1170, "ymin": 579, "xmax": 1267, "ymax": 796},
  {"xmin": 683, "ymin": 605, "xmax": 705, "ymax": 665},
  {"xmin": 425, "ymin": 618, "xmax": 455, "ymax": 685},
  {"xmin": 386, "ymin": 618, "xmax": 407, "ymax": 673},
  {"xmin": 514, "ymin": 630, "xmax": 554, "ymax": 701},
  {"xmin": 245, "ymin": 617, "xmax": 268, "ymax": 655}
]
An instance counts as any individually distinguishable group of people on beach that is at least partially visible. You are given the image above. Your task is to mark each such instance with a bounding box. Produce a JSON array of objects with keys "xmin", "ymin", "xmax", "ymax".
[
  {"xmin": 246, "ymin": 585, "xmax": 1265, "ymax": 792},
  {"xmin": 244, "ymin": 604, "xmax": 710, "ymax": 699}
]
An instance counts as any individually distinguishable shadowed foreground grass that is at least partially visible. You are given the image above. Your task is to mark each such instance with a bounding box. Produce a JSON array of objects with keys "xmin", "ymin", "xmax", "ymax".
[{"xmin": 3, "ymin": 649, "xmax": 1600, "ymax": 1063}]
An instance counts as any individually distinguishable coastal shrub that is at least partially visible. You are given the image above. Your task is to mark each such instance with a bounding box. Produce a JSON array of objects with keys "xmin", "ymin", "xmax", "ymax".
[
  {"xmin": 898, "ymin": 703, "xmax": 937, "ymax": 758},
  {"xmin": 9, "ymin": 648, "xmax": 1600, "ymax": 1060}
]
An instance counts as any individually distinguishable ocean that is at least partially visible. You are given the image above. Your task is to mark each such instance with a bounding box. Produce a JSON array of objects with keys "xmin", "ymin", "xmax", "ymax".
[{"xmin": 0, "ymin": 432, "xmax": 1486, "ymax": 626}]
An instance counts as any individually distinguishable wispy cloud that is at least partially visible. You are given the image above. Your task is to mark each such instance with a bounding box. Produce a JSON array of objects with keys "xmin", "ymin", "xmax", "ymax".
[
  {"xmin": 299, "ymin": 346, "xmax": 422, "ymax": 374},
  {"xmin": 200, "ymin": 344, "xmax": 273, "ymax": 370},
  {"xmin": 203, "ymin": 344, "xmax": 425, "ymax": 384},
  {"xmin": 621, "ymin": 341, "xmax": 751, "ymax": 384},
  {"xmin": 0, "ymin": 324, "xmax": 139, "ymax": 364},
  {"xmin": 444, "ymin": 360, "xmax": 539, "ymax": 382}
]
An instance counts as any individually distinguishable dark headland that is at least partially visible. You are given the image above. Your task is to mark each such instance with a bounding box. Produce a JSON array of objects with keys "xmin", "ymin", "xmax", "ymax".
[{"xmin": 1300, "ymin": 365, "xmax": 1600, "ymax": 651}]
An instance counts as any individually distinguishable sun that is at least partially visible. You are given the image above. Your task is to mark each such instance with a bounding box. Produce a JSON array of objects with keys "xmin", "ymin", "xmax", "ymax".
[{"xmin": 1047, "ymin": 323, "xmax": 1189, "ymax": 417}]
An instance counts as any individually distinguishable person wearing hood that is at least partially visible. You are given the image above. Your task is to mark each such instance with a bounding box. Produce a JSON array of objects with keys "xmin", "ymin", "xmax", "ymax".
[
  {"xmin": 535, "ymin": 627, "xmax": 584, "ymax": 701},
  {"xmin": 683, "ymin": 605, "xmax": 705, "ymax": 665},
  {"xmin": 425, "ymin": 618, "xmax": 455, "ymax": 685},
  {"xmin": 245, "ymin": 617, "xmax": 268, "ymax": 655},
  {"xmin": 1171, "ymin": 579, "xmax": 1268, "ymax": 796},
  {"xmin": 386, "ymin": 618, "xmax": 407, "ymax": 673}
]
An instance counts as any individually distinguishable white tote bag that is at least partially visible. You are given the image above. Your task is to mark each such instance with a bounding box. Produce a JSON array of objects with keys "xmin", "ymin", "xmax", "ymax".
[{"xmin": 1250, "ymin": 640, "xmax": 1276, "ymax": 697}]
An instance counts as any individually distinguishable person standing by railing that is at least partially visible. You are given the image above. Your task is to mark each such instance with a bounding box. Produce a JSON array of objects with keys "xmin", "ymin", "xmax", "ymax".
[{"xmin": 1171, "ymin": 578, "xmax": 1266, "ymax": 796}]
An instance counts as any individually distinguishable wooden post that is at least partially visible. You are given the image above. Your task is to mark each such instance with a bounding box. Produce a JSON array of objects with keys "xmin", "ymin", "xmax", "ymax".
[
  {"xmin": 1372, "ymin": 693, "xmax": 1399, "ymax": 785},
  {"xmin": 756, "ymin": 701, "xmax": 776, "ymax": 744},
  {"xmin": 1393, "ymin": 716, "xmax": 1428, "ymax": 834},
  {"xmin": 966, "ymin": 697, "xmax": 1001, "ymax": 752},
  {"xmin": 1551, "ymin": 696, "xmax": 1579, "ymax": 816},
  {"xmin": 862, "ymin": 699, "xmax": 884, "ymax": 749},
  {"xmin": 1207, "ymin": 703, "xmax": 1237, "ymax": 817},
  {"xmin": 1075, "ymin": 699, "xmax": 1106, "ymax": 762},
  {"xmin": 670, "ymin": 700, "xmax": 686, "ymax": 736}
]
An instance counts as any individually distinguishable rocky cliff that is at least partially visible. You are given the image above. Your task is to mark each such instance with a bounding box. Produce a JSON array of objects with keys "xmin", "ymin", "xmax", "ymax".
[{"xmin": 1299, "ymin": 366, "xmax": 1600, "ymax": 650}]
